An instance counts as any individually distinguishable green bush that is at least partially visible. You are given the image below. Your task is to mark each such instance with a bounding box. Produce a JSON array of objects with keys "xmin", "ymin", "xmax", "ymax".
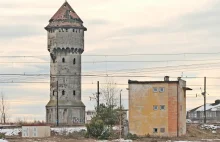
[
  {"xmin": 98, "ymin": 129, "xmax": 111, "ymax": 140},
  {"xmin": 0, "ymin": 133, "xmax": 5, "ymax": 139},
  {"xmin": 86, "ymin": 119, "xmax": 105, "ymax": 138}
]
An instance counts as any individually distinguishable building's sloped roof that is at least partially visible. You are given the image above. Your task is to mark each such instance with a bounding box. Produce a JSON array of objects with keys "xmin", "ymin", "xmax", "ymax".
[
  {"xmin": 188, "ymin": 100, "xmax": 220, "ymax": 112},
  {"xmin": 46, "ymin": 100, "xmax": 85, "ymax": 107},
  {"xmin": 45, "ymin": 1, "xmax": 86, "ymax": 30}
]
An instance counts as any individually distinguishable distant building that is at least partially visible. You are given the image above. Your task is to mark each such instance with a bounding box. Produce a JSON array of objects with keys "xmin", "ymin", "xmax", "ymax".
[
  {"xmin": 85, "ymin": 110, "xmax": 96, "ymax": 124},
  {"xmin": 187, "ymin": 100, "xmax": 220, "ymax": 123},
  {"xmin": 22, "ymin": 125, "xmax": 50, "ymax": 138},
  {"xmin": 128, "ymin": 76, "xmax": 192, "ymax": 137}
]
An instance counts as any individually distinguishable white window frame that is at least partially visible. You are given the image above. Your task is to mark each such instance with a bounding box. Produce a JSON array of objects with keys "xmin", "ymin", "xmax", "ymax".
[
  {"xmin": 159, "ymin": 87, "xmax": 165, "ymax": 93},
  {"xmin": 153, "ymin": 105, "xmax": 158, "ymax": 110}
]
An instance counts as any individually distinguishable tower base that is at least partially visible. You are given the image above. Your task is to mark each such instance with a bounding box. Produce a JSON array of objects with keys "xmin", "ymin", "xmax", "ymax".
[{"xmin": 46, "ymin": 100, "xmax": 85, "ymax": 125}]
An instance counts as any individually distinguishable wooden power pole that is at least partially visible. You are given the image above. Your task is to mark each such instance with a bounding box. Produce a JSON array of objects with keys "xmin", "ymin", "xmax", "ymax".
[
  {"xmin": 204, "ymin": 77, "xmax": 206, "ymax": 123},
  {"xmin": 119, "ymin": 89, "xmax": 122, "ymax": 140},
  {"xmin": 97, "ymin": 81, "xmax": 100, "ymax": 113}
]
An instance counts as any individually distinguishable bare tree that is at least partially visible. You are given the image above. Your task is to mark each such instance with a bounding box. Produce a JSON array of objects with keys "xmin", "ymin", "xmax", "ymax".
[
  {"xmin": 101, "ymin": 78, "xmax": 119, "ymax": 107},
  {"xmin": 0, "ymin": 92, "xmax": 10, "ymax": 124}
]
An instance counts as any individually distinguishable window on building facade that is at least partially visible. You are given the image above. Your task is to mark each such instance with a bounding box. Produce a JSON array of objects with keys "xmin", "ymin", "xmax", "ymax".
[
  {"xmin": 62, "ymin": 58, "xmax": 65, "ymax": 63},
  {"xmin": 160, "ymin": 128, "xmax": 165, "ymax": 133},
  {"xmin": 194, "ymin": 112, "xmax": 197, "ymax": 118},
  {"xmin": 62, "ymin": 90, "xmax": 65, "ymax": 95},
  {"xmin": 73, "ymin": 90, "xmax": 76, "ymax": 96},
  {"xmin": 160, "ymin": 105, "xmax": 165, "ymax": 110},
  {"xmin": 153, "ymin": 105, "xmax": 158, "ymax": 110},
  {"xmin": 159, "ymin": 87, "xmax": 165, "ymax": 92},
  {"xmin": 53, "ymin": 90, "xmax": 55, "ymax": 96},
  {"xmin": 153, "ymin": 87, "xmax": 158, "ymax": 93},
  {"xmin": 153, "ymin": 128, "xmax": 158, "ymax": 133},
  {"xmin": 213, "ymin": 111, "xmax": 217, "ymax": 117},
  {"xmin": 73, "ymin": 29, "xmax": 75, "ymax": 32},
  {"xmin": 66, "ymin": 29, "xmax": 68, "ymax": 32},
  {"xmin": 73, "ymin": 58, "xmax": 76, "ymax": 64}
]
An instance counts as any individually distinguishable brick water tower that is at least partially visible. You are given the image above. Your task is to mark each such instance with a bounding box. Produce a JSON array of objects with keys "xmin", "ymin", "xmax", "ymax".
[{"xmin": 45, "ymin": 1, "xmax": 87, "ymax": 125}]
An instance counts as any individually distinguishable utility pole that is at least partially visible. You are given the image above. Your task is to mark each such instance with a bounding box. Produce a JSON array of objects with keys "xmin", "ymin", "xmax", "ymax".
[
  {"xmin": 56, "ymin": 81, "xmax": 59, "ymax": 126},
  {"xmin": 204, "ymin": 77, "xmax": 206, "ymax": 123},
  {"xmin": 97, "ymin": 81, "xmax": 100, "ymax": 113},
  {"xmin": 119, "ymin": 89, "xmax": 122, "ymax": 140}
]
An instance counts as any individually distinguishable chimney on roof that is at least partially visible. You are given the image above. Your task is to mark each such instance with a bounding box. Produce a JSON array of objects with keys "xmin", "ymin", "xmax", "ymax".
[
  {"xmin": 164, "ymin": 76, "xmax": 169, "ymax": 82},
  {"xmin": 177, "ymin": 77, "xmax": 181, "ymax": 81}
]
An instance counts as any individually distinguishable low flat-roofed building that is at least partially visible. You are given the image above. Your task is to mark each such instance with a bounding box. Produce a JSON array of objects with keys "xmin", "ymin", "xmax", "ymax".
[{"xmin": 128, "ymin": 76, "xmax": 192, "ymax": 137}]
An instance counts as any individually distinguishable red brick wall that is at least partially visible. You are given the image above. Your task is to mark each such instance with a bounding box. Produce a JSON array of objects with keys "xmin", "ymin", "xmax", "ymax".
[{"xmin": 168, "ymin": 84, "xmax": 177, "ymax": 137}]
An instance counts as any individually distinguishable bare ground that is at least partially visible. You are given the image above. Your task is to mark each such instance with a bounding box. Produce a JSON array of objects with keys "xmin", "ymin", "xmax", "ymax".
[{"xmin": 5, "ymin": 124, "xmax": 220, "ymax": 142}]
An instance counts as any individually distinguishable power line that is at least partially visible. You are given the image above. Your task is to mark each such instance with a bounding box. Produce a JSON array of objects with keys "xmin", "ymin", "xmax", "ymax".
[
  {"xmin": 2, "ymin": 59, "xmax": 220, "ymax": 64},
  {"xmin": 1, "ymin": 52, "xmax": 220, "ymax": 57}
]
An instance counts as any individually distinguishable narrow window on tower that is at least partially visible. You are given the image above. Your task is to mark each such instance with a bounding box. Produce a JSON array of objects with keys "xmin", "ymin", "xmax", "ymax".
[
  {"xmin": 73, "ymin": 90, "xmax": 76, "ymax": 96},
  {"xmin": 73, "ymin": 29, "xmax": 75, "ymax": 32},
  {"xmin": 53, "ymin": 90, "xmax": 55, "ymax": 96},
  {"xmin": 73, "ymin": 58, "xmax": 76, "ymax": 64},
  {"xmin": 62, "ymin": 90, "xmax": 65, "ymax": 95},
  {"xmin": 62, "ymin": 58, "xmax": 65, "ymax": 63}
]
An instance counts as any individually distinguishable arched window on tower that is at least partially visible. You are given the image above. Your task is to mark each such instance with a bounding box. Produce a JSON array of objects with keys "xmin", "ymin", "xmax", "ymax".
[
  {"xmin": 62, "ymin": 90, "xmax": 65, "ymax": 95},
  {"xmin": 73, "ymin": 58, "xmax": 76, "ymax": 64},
  {"xmin": 62, "ymin": 58, "xmax": 65, "ymax": 63}
]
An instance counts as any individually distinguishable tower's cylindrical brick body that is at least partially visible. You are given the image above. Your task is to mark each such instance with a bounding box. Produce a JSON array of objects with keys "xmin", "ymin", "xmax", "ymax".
[{"xmin": 45, "ymin": 2, "xmax": 86, "ymax": 125}]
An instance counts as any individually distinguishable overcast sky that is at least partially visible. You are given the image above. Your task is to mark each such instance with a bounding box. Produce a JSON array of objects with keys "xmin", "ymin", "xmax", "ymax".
[{"xmin": 0, "ymin": 0, "xmax": 220, "ymax": 121}]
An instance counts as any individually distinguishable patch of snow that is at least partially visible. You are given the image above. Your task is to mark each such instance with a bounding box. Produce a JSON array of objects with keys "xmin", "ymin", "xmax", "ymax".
[
  {"xmin": 0, "ymin": 128, "xmax": 21, "ymax": 136},
  {"xmin": 186, "ymin": 119, "xmax": 192, "ymax": 123},
  {"xmin": 201, "ymin": 124, "xmax": 220, "ymax": 130},
  {"xmin": 212, "ymin": 130, "xmax": 217, "ymax": 134},
  {"xmin": 51, "ymin": 127, "xmax": 86, "ymax": 135},
  {"xmin": 195, "ymin": 103, "xmax": 220, "ymax": 111}
]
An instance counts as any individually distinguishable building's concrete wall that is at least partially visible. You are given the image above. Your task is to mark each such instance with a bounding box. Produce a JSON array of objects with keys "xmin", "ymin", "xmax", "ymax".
[
  {"xmin": 22, "ymin": 126, "xmax": 50, "ymax": 138},
  {"xmin": 178, "ymin": 80, "xmax": 186, "ymax": 136},
  {"xmin": 46, "ymin": 107, "xmax": 85, "ymax": 124},
  {"xmin": 129, "ymin": 80, "xmax": 187, "ymax": 137},
  {"xmin": 129, "ymin": 83, "xmax": 169, "ymax": 136},
  {"xmin": 46, "ymin": 28, "xmax": 85, "ymax": 125},
  {"xmin": 167, "ymin": 81, "xmax": 186, "ymax": 137},
  {"xmin": 48, "ymin": 28, "xmax": 84, "ymax": 52}
]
